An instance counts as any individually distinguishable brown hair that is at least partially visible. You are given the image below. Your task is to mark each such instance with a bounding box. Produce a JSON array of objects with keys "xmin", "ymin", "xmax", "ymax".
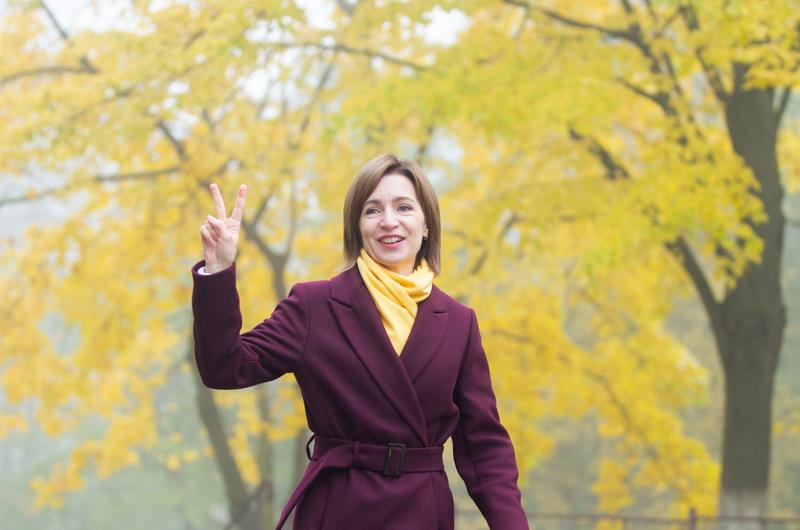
[{"xmin": 342, "ymin": 154, "xmax": 441, "ymax": 275}]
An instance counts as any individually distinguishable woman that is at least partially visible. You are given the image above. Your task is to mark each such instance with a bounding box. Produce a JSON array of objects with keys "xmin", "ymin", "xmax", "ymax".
[{"xmin": 192, "ymin": 154, "xmax": 529, "ymax": 529}]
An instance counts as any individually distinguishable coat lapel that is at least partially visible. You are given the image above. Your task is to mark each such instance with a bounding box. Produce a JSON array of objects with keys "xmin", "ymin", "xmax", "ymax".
[
  {"xmin": 330, "ymin": 267, "xmax": 446, "ymax": 446},
  {"xmin": 399, "ymin": 285, "xmax": 448, "ymax": 384}
]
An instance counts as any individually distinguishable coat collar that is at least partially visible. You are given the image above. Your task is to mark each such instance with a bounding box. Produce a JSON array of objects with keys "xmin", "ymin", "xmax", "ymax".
[{"xmin": 329, "ymin": 266, "xmax": 449, "ymax": 445}]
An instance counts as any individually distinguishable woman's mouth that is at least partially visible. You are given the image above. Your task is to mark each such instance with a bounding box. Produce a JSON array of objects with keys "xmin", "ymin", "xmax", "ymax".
[{"xmin": 379, "ymin": 236, "xmax": 404, "ymax": 248}]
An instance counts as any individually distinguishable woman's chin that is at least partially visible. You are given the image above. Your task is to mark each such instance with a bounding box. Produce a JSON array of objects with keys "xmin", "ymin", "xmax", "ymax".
[{"xmin": 378, "ymin": 257, "xmax": 413, "ymax": 274}]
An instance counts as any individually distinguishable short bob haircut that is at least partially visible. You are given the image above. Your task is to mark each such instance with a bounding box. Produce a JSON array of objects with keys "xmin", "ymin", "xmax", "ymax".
[{"xmin": 342, "ymin": 154, "xmax": 441, "ymax": 276}]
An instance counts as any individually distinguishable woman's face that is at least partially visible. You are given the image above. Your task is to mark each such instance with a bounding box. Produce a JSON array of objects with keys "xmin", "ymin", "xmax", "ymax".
[{"xmin": 359, "ymin": 174, "xmax": 429, "ymax": 275}]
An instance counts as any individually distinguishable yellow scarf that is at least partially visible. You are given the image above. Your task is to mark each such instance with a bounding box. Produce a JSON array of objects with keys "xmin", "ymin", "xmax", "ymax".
[{"xmin": 356, "ymin": 248, "xmax": 434, "ymax": 355}]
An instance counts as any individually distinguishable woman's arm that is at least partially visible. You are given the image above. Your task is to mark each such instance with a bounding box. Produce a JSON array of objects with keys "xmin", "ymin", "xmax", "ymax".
[
  {"xmin": 191, "ymin": 261, "xmax": 309, "ymax": 389},
  {"xmin": 192, "ymin": 182, "xmax": 307, "ymax": 388},
  {"xmin": 452, "ymin": 309, "xmax": 530, "ymax": 530}
]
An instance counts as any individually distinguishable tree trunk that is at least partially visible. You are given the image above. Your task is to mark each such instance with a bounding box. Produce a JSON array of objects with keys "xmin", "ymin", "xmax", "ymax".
[
  {"xmin": 189, "ymin": 254, "xmax": 293, "ymax": 528},
  {"xmin": 189, "ymin": 349, "xmax": 261, "ymax": 530},
  {"xmin": 281, "ymin": 428, "xmax": 311, "ymax": 529},
  {"xmin": 294, "ymin": 427, "xmax": 310, "ymax": 485},
  {"xmin": 714, "ymin": 63, "xmax": 786, "ymax": 528},
  {"xmin": 256, "ymin": 384, "xmax": 275, "ymax": 527}
]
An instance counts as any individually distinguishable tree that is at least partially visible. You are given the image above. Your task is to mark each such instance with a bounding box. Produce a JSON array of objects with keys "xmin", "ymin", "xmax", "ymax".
[
  {"xmin": 342, "ymin": 0, "xmax": 796, "ymax": 524},
  {"xmin": 2, "ymin": 0, "xmax": 796, "ymax": 528},
  {"xmin": 0, "ymin": 1, "xmax": 335, "ymax": 527},
  {"xmin": 505, "ymin": 1, "xmax": 796, "ymax": 522}
]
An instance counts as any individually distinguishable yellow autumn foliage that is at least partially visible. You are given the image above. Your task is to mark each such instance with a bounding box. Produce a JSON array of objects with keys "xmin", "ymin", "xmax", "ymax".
[{"xmin": 1, "ymin": 0, "xmax": 798, "ymax": 522}]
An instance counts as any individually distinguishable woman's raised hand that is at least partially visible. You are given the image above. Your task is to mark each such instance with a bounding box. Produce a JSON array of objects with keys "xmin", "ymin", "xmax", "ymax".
[{"xmin": 200, "ymin": 183, "xmax": 247, "ymax": 274}]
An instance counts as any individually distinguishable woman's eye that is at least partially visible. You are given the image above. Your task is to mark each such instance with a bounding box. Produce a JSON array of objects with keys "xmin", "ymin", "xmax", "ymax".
[
  {"xmin": 364, "ymin": 208, "xmax": 379, "ymax": 215},
  {"xmin": 398, "ymin": 204, "xmax": 413, "ymax": 212}
]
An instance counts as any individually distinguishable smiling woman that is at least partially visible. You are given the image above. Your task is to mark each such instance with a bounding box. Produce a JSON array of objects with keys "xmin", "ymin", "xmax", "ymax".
[
  {"xmin": 358, "ymin": 175, "xmax": 429, "ymax": 275},
  {"xmin": 342, "ymin": 155, "xmax": 440, "ymax": 276},
  {"xmin": 191, "ymin": 153, "xmax": 529, "ymax": 529}
]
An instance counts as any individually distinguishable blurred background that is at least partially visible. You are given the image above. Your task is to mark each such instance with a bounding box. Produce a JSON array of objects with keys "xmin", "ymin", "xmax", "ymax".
[{"xmin": 1, "ymin": 0, "xmax": 799, "ymax": 529}]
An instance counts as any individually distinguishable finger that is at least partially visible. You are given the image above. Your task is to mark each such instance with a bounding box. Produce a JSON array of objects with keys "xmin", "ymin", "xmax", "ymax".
[
  {"xmin": 209, "ymin": 183, "xmax": 227, "ymax": 220},
  {"xmin": 209, "ymin": 217, "xmax": 233, "ymax": 241},
  {"xmin": 200, "ymin": 224, "xmax": 216, "ymax": 245},
  {"xmin": 206, "ymin": 215, "xmax": 227, "ymax": 239},
  {"xmin": 230, "ymin": 184, "xmax": 247, "ymax": 223}
]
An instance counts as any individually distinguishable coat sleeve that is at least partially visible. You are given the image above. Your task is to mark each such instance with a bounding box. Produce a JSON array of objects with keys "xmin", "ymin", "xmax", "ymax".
[
  {"xmin": 191, "ymin": 260, "xmax": 309, "ymax": 389},
  {"xmin": 452, "ymin": 309, "xmax": 529, "ymax": 530}
]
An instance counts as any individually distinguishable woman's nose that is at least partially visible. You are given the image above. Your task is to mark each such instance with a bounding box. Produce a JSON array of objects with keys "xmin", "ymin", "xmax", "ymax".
[{"xmin": 379, "ymin": 211, "xmax": 398, "ymax": 227}]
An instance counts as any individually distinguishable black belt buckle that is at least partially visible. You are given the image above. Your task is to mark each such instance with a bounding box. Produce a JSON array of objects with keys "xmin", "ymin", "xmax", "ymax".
[{"xmin": 382, "ymin": 442, "xmax": 406, "ymax": 477}]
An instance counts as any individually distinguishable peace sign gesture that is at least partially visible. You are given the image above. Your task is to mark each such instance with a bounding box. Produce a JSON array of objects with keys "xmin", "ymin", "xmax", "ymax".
[{"xmin": 200, "ymin": 183, "xmax": 247, "ymax": 274}]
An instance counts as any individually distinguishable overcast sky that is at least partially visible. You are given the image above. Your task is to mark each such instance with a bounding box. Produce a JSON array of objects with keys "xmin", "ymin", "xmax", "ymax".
[{"xmin": 34, "ymin": 0, "xmax": 469, "ymax": 45}]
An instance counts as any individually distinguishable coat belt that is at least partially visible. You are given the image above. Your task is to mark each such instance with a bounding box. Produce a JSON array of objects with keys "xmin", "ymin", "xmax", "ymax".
[{"xmin": 274, "ymin": 434, "xmax": 445, "ymax": 529}]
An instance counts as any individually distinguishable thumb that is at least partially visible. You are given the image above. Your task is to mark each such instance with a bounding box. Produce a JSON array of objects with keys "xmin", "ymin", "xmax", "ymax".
[{"xmin": 206, "ymin": 215, "xmax": 232, "ymax": 240}]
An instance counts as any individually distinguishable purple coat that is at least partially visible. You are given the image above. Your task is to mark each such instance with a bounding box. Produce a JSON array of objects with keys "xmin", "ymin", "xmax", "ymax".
[{"xmin": 192, "ymin": 261, "xmax": 529, "ymax": 530}]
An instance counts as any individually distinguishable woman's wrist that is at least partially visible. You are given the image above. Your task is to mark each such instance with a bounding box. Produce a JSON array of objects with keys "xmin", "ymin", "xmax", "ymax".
[{"xmin": 203, "ymin": 260, "xmax": 230, "ymax": 275}]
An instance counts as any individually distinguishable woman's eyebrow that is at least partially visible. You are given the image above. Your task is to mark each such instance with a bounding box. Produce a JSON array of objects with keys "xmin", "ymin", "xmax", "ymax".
[{"xmin": 363, "ymin": 196, "xmax": 418, "ymax": 206}]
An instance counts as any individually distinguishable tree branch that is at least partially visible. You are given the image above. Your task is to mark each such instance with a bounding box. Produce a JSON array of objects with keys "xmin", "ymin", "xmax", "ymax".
[
  {"xmin": 268, "ymin": 41, "xmax": 427, "ymax": 71},
  {"xmin": 289, "ymin": 61, "xmax": 335, "ymax": 149},
  {"xmin": 0, "ymin": 166, "xmax": 179, "ymax": 207},
  {"xmin": 654, "ymin": 6, "xmax": 682, "ymax": 36},
  {"xmin": 642, "ymin": 0, "xmax": 658, "ymax": 22},
  {"xmin": 568, "ymin": 126, "xmax": 630, "ymax": 180},
  {"xmin": 96, "ymin": 166, "xmax": 181, "ymax": 183},
  {"xmin": 287, "ymin": 179, "xmax": 298, "ymax": 258},
  {"xmin": 251, "ymin": 189, "xmax": 275, "ymax": 227},
  {"xmin": 39, "ymin": 1, "xmax": 100, "ymax": 74},
  {"xmin": 469, "ymin": 212, "xmax": 521, "ymax": 275},
  {"xmin": 508, "ymin": 0, "xmax": 703, "ymax": 141},
  {"xmin": 664, "ymin": 237, "xmax": 726, "ymax": 356},
  {"xmin": 531, "ymin": 4, "xmax": 633, "ymax": 42},
  {"xmin": 696, "ymin": 51, "xmax": 727, "ymax": 102},
  {"xmin": 507, "ymin": 0, "xmax": 660, "ymax": 72},
  {"xmin": 55, "ymin": 83, "xmax": 138, "ymax": 133},
  {"xmin": 157, "ymin": 120, "xmax": 187, "ymax": 162},
  {"xmin": 510, "ymin": 0, "xmax": 670, "ymax": 88},
  {"xmin": 184, "ymin": 28, "xmax": 206, "ymax": 50},
  {"xmin": 659, "ymin": 51, "xmax": 686, "ymax": 100},
  {"xmin": 565, "ymin": 124, "xmax": 725, "ymax": 360},
  {"xmin": 615, "ymin": 77, "xmax": 674, "ymax": 115},
  {"xmin": 511, "ymin": 2, "xmax": 531, "ymax": 41},
  {"xmin": 415, "ymin": 123, "xmax": 436, "ymax": 165},
  {"xmin": 679, "ymin": 4, "xmax": 727, "ymax": 102},
  {"xmin": 240, "ymin": 217, "xmax": 282, "ymax": 266},
  {"xmin": 0, "ymin": 64, "xmax": 96, "ymax": 88},
  {"xmin": 252, "ymin": 52, "xmax": 275, "ymax": 120},
  {"xmin": 39, "ymin": 0, "xmax": 70, "ymax": 40}
]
